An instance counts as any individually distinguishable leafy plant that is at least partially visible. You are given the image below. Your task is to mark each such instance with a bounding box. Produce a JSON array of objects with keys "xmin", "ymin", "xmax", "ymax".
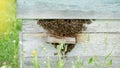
[
  {"xmin": 32, "ymin": 50, "xmax": 40, "ymax": 68},
  {"xmin": 47, "ymin": 57, "xmax": 51, "ymax": 68},
  {"xmin": 88, "ymin": 57, "xmax": 93, "ymax": 64},
  {"xmin": 56, "ymin": 43, "xmax": 65, "ymax": 68},
  {"xmin": 75, "ymin": 57, "xmax": 84, "ymax": 68},
  {"xmin": 87, "ymin": 50, "xmax": 113, "ymax": 68}
]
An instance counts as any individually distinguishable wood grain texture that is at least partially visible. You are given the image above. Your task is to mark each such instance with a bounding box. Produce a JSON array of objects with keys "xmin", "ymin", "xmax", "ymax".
[
  {"xmin": 22, "ymin": 20, "xmax": 46, "ymax": 32},
  {"xmin": 22, "ymin": 19, "xmax": 120, "ymax": 33},
  {"xmin": 22, "ymin": 57, "xmax": 120, "ymax": 68},
  {"xmin": 46, "ymin": 36, "xmax": 76, "ymax": 44},
  {"xmin": 21, "ymin": 32, "xmax": 120, "ymax": 57},
  {"xmin": 17, "ymin": 0, "xmax": 120, "ymax": 19},
  {"xmin": 20, "ymin": 32, "xmax": 120, "ymax": 68},
  {"xmin": 20, "ymin": 19, "xmax": 120, "ymax": 67}
]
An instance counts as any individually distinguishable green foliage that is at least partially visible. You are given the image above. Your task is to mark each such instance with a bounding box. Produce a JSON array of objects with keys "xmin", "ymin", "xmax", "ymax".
[
  {"xmin": 47, "ymin": 57, "xmax": 51, "ymax": 68},
  {"xmin": 108, "ymin": 59, "xmax": 112, "ymax": 66},
  {"xmin": 32, "ymin": 51, "xmax": 40, "ymax": 68},
  {"xmin": 56, "ymin": 59, "xmax": 64, "ymax": 68},
  {"xmin": 0, "ymin": 0, "xmax": 22, "ymax": 68},
  {"xmin": 56, "ymin": 43, "xmax": 65, "ymax": 68},
  {"xmin": 88, "ymin": 57, "xmax": 93, "ymax": 64},
  {"xmin": 31, "ymin": 43, "xmax": 115, "ymax": 68},
  {"xmin": 0, "ymin": 29, "xmax": 21, "ymax": 68},
  {"xmin": 75, "ymin": 57, "xmax": 84, "ymax": 68}
]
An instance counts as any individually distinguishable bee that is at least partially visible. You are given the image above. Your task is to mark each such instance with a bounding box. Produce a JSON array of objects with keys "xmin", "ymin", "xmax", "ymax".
[
  {"xmin": 38, "ymin": 19, "xmax": 92, "ymax": 37},
  {"xmin": 37, "ymin": 19, "xmax": 92, "ymax": 54}
]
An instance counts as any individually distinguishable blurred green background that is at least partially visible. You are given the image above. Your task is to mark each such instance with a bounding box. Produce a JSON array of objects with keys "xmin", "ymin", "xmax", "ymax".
[{"xmin": 0, "ymin": 0, "xmax": 21, "ymax": 68}]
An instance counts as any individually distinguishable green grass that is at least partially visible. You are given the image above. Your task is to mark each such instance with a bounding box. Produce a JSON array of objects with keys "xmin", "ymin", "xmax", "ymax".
[
  {"xmin": 0, "ymin": 20, "xmax": 22, "ymax": 68},
  {"xmin": 31, "ymin": 43, "xmax": 114, "ymax": 68},
  {"xmin": 0, "ymin": 0, "xmax": 22, "ymax": 67}
]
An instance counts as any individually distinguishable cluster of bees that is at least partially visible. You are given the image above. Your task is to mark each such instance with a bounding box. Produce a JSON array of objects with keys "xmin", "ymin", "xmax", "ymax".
[
  {"xmin": 37, "ymin": 19, "xmax": 92, "ymax": 37},
  {"xmin": 37, "ymin": 19, "xmax": 92, "ymax": 54}
]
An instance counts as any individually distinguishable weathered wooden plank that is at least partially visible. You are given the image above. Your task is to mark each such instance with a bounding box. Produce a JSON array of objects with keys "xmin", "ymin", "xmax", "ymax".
[
  {"xmin": 20, "ymin": 32, "xmax": 120, "ymax": 68},
  {"xmin": 19, "ymin": 33, "xmax": 23, "ymax": 68},
  {"xmin": 47, "ymin": 36, "xmax": 76, "ymax": 44},
  {"xmin": 22, "ymin": 19, "xmax": 120, "ymax": 32},
  {"xmin": 17, "ymin": 0, "xmax": 120, "ymax": 19},
  {"xmin": 21, "ymin": 32, "xmax": 120, "ymax": 57},
  {"xmin": 22, "ymin": 20, "xmax": 46, "ymax": 32},
  {"xmin": 22, "ymin": 56, "xmax": 120, "ymax": 68}
]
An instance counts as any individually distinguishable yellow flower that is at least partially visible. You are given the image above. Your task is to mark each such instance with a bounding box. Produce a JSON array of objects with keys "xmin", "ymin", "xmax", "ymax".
[{"xmin": 32, "ymin": 50, "xmax": 37, "ymax": 56}]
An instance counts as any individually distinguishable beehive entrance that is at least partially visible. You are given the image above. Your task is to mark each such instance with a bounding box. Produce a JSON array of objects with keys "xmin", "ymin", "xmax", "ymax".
[
  {"xmin": 37, "ymin": 19, "xmax": 92, "ymax": 54},
  {"xmin": 38, "ymin": 19, "xmax": 92, "ymax": 37}
]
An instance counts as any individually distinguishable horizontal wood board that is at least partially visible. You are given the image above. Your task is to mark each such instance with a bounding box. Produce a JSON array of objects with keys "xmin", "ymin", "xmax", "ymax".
[
  {"xmin": 20, "ymin": 19, "xmax": 120, "ymax": 68},
  {"xmin": 22, "ymin": 19, "xmax": 120, "ymax": 33},
  {"xmin": 22, "ymin": 57, "xmax": 120, "ymax": 68},
  {"xmin": 17, "ymin": 0, "xmax": 120, "ymax": 19},
  {"xmin": 20, "ymin": 33, "xmax": 120, "ymax": 57},
  {"xmin": 46, "ymin": 36, "xmax": 76, "ymax": 44},
  {"xmin": 20, "ymin": 32, "xmax": 120, "ymax": 68}
]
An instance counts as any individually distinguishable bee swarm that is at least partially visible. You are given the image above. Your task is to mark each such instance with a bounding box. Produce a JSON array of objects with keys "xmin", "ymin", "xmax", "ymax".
[{"xmin": 37, "ymin": 19, "xmax": 92, "ymax": 54}]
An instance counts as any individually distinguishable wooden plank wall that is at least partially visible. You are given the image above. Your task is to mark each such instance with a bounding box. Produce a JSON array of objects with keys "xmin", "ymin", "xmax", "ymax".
[
  {"xmin": 20, "ymin": 19, "xmax": 120, "ymax": 68},
  {"xmin": 17, "ymin": 0, "xmax": 120, "ymax": 19},
  {"xmin": 18, "ymin": 0, "xmax": 120, "ymax": 67},
  {"xmin": 22, "ymin": 19, "xmax": 120, "ymax": 32}
]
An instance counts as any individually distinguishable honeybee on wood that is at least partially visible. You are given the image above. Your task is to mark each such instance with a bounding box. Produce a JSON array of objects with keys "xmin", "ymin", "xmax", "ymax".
[
  {"xmin": 37, "ymin": 19, "xmax": 92, "ymax": 54},
  {"xmin": 37, "ymin": 19, "xmax": 92, "ymax": 37}
]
